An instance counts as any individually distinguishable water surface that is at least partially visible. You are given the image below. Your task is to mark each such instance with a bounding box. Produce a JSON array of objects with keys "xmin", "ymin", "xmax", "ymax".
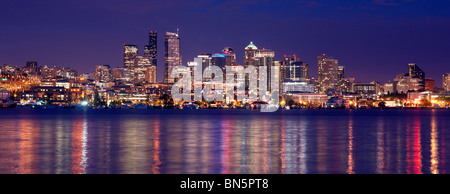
[{"xmin": 0, "ymin": 109, "xmax": 448, "ymax": 174}]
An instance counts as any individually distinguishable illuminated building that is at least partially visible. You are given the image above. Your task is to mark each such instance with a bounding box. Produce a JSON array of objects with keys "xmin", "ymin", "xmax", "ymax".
[
  {"xmin": 244, "ymin": 42, "xmax": 258, "ymax": 68},
  {"xmin": 285, "ymin": 61, "xmax": 308, "ymax": 82},
  {"xmin": 443, "ymin": 73, "xmax": 450, "ymax": 91},
  {"xmin": 24, "ymin": 61, "xmax": 38, "ymax": 75},
  {"xmin": 112, "ymin": 68, "xmax": 131, "ymax": 84},
  {"xmin": 282, "ymin": 61, "xmax": 312, "ymax": 94},
  {"xmin": 94, "ymin": 65, "xmax": 113, "ymax": 82},
  {"xmin": 60, "ymin": 67, "xmax": 78, "ymax": 79},
  {"xmin": 144, "ymin": 30, "xmax": 157, "ymax": 67},
  {"xmin": 123, "ymin": 44, "xmax": 138, "ymax": 70},
  {"xmin": 338, "ymin": 77, "xmax": 355, "ymax": 93},
  {"xmin": 353, "ymin": 83, "xmax": 377, "ymax": 99},
  {"xmin": 317, "ymin": 54, "xmax": 339, "ymax": 94},
  {"xmin": 145, "ymin": 66, "xmax": 157, "ymax": 83},
  {"xmin": 338, "ymin": 66, "xmax": 345, "ymax": 80},
  {"xmin": 280, "ymin": 55, "xmax": 299, "ymax": 83},
  {"xmin": 133, "ymin": 56, "xmax": 152, "ymax": 84},
  {"xmin": 254, "ymin": 48, "xmax": 276, "ymax": 91},
  {"xmin": 164, "ymin": 31, "xmax": 181, "ymax": 83},
  {"xmin": 408, "ymin": 63, "xmax": 425, "ymax": 90},
  {"xmin": 383, "ymin": 82, "xmax": 396, "ymax": 94},
  {"xmin": 282, "ymin": 82, "xmax": 314, "ymax": 94},
  {"xmin": 425, "ymin": 78, "xmax": 435, "ymax": 91},
  {"xmin": 222, "ymin": 47, "xmax": 237, "ymax": 66},
  {"xmin": 291, "ymin": 93, "xmax": 327, "ymax": 105}
]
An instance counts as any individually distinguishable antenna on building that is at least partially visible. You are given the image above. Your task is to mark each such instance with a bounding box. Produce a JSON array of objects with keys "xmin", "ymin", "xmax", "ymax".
[{"xmin": 177, "ymin": 27, "xmax": 179, "ymax": 36}]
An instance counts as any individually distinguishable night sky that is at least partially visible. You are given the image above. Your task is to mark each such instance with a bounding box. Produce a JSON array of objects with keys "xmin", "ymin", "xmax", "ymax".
[{"xmin": 1, "ymin": 0, "xmax": 450, "ymax": 85}]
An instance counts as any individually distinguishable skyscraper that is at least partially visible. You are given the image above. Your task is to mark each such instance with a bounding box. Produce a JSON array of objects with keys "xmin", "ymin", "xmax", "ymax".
[
  {"xmin": 280, "ymin": 55, "xmax": 299, "ymax": 84},
  {"xmin": 317, "ymin": 54, "xmax": 339, "ymax": 94},
  {"xmin": 222, "ymin": 47, "xmax": 237, "ymax": 66},
  {"xmin": 144, "ymin": 30, "xmax": 157, "ymax": 67},
  {"xmin": 255, "ymin": 48, "xmax": 276, "ymax": 91},
  {"xmin": 407, "ymin": 63, "xmax": 425, "ymax": 90},
  {"xmin": 285, "ymin": 61, "xmax": 309, "ymax": 82},
  {"xmin": 164, "ymin": 31, "xmax": 181, "ymax": 83},
  {"xmin": 444, "ymin": 73, "xmax": 450, "ymax": 91},
  {"xmin": 338, "ymin": 66, "xmax": 345, "ymax": 80},
  {"xmin": 244, "ymin": 42, "xmax": 258, "ymax": 68},
  {"xmin": 123, "ymin": 44, "xmax": 138, "ymax": 69}
]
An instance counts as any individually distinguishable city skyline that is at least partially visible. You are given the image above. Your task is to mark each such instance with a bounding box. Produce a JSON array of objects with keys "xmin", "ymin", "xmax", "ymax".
[{"xmin": 1, "ymin": 0, "xmax": 450, "ymax": 85}]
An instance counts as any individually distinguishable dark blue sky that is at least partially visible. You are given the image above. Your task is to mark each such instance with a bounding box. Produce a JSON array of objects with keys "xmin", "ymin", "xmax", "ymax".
[{"xmin": 1, "ymin": 0, "xmax": 450, "ymax": 84}]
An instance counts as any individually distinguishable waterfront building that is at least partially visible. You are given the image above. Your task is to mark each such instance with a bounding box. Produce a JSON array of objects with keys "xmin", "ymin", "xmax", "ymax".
[
  {"xmin": 444, "ymin": 73, "xmax": 450, "ymax": 91},
  {"xmin": 353, "ymin": 83, "xmax": 377, "ymax": 100},
  {"xmin": 425, "ymin": 78, "xmax": 435, "ymax": 91},
  {"xmin": 317, "ymin": 54, "xmax": 339, "ymax": 94}
]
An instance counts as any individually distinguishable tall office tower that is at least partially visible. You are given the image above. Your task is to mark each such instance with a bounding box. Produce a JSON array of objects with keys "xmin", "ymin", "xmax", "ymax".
[
  {"xmin": 164, "ymin": 31, "xmax": 181, "ymax": 83},
  {"xmin": 211, "ymin": 53, "xmax": 226, "ymax": 71},
  {"xmin": 407, "ymin": 63, "xmax": 425, "ymax": 90},
  {"xmin": 317, "ymin": 54, "xmax": 339, "ymax": 93},
  {"xmin": 94, "ymin": 65, "xmax": 113, "ymax": 82},
  {"xmin": 338, "ymin": 66, "xmax": 345, "ymax": 80},
  {"xmin": 255, "ymin": 48, "xmax": 275, "ymax": 91},
  {"xmin": 285, "ymin": 61, "xmax": 309, "ymax": 82},
  {"xmin": 222, "ymin": 47, "xmax": 237, "ymax": 66},
  {"xmin": 280, "ymin": 55, "xmax": 299, "ymax": 86},
  {"xmin": 244, "ymin": 42, "xmax": 258, "ymax": 68},
  {"xmin": 444, "ymin": 73, "xmax": 450, "ymax": 91},
  {"xmin": 144, "ymin": 30, "xmax": 157, "ymax": 67},
  {"xmin": 123, "ymin": 44, "xmax": 138, "ymax": 69}
]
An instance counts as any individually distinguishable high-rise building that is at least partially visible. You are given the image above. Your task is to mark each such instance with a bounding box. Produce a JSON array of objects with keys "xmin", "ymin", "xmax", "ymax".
[
  {"xmin": 317, "ymin": 54, "xmax": 339, "ymax": 94},
  {"xmin": 444, "ymin": 73, "xmax": 450, "ymax": 91},
  {"xmin": 26, "ymin": 61, "xmax": 38, "ymax": 73},
  {"xmin": 280, "ymin": 55, "xmax": 299, "ymax": 84},
  {"xmin": 164, "ymin": 31, "xmax": 181, "ymax": 83},
  {"xmin": 282, "ymin": 61, "xmax": 314, "ymax": 94},
  {"xmin": 244, "ymin": 42, "xmax": 258, "ymax": 68},
  {"xmin": 144, "ymin": 30, "xmax": 157, "ymax": 67},
  {"xmin": 408, "ymin": 63, "xmax": 425, "ymax": 90},
  {"xmin": 338, "ymin": 66, "xmax": 345, "ymax": 80},
  {"xmin": 94, "ymin": 65, "xmax": 112, "ymax": 82},
  {"xmin": 222, "ymin": 47, "xmax": 237, "ymax": 66},
  {"xmin": 133, "ymin": 56, "xmax": 152, "ymax": 83},
  {"xmin": 123, "ymin": 44, "xmax": 138, "ymax": 69},
  {"xmin": 285, "ymin": 61, "xmax": 309, "ymax": 82},
  {"xmin": 255, "ymin": 48, "xmax": 276, "ymax": 91}
]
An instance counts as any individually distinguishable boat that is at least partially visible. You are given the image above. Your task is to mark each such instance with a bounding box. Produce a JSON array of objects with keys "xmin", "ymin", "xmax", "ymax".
[{"xmin": 0, "ymin": 101, "xmax": 17, "ymax": 108}]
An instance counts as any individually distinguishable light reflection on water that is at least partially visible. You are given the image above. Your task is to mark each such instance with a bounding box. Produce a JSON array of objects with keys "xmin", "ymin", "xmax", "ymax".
[{"xmin": 0, "ymin": 109, "xmax": 449, "ymax": 174}]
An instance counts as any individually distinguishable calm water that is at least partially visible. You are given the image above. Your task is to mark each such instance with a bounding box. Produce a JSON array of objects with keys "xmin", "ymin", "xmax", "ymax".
[{"xmin": 0, "ymin": 109, "xmax": 449, "ymax": 174}]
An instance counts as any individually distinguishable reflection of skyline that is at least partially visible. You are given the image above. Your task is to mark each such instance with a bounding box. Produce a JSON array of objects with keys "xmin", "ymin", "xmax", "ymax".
[{"xmin": 0, "ymin": 110, "xmax": 449, "ymax": 174}]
